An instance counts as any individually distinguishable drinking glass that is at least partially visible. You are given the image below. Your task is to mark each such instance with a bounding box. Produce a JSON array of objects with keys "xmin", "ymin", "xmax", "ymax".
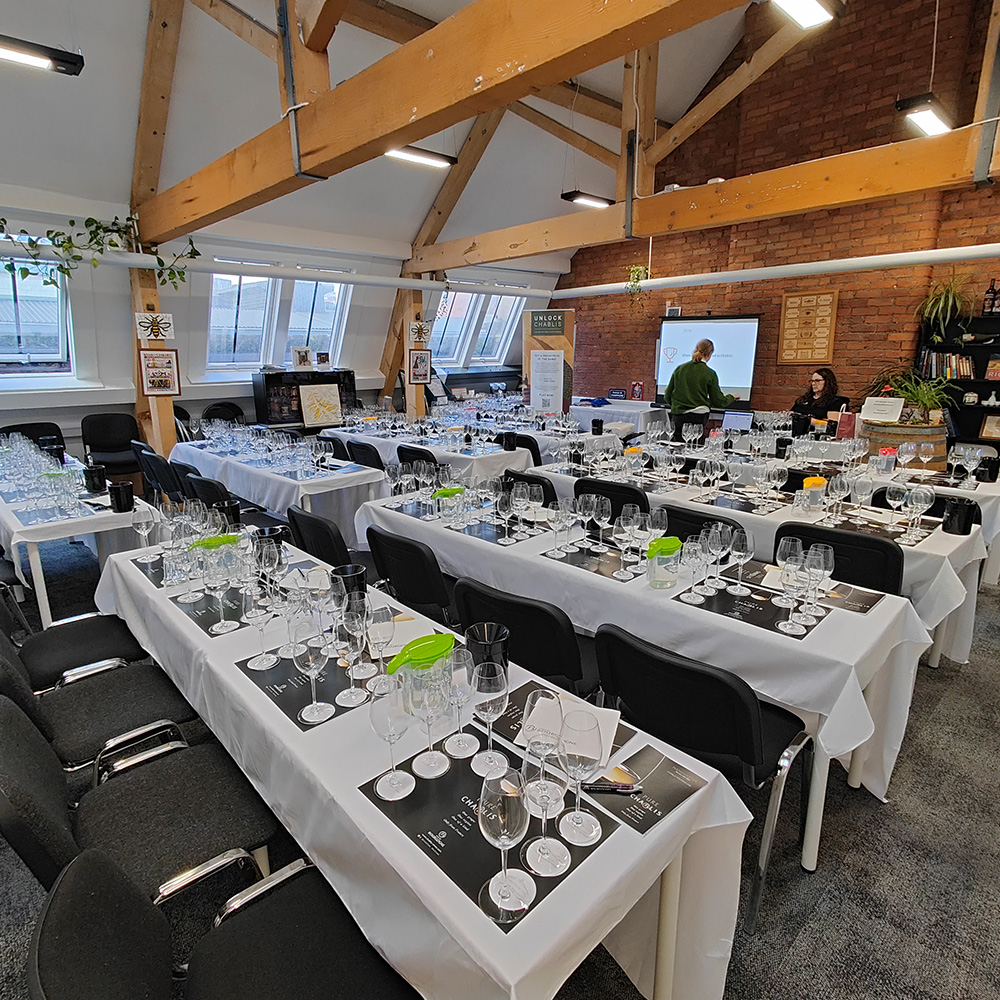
[
  {"xmin": 918, "ymin": 442, "xmax": 935, "ymax": 472},
  {"xmin": 897, "ymin": 441, "xmax": 916, "ymax": 478},
  {"xmin": 553, "ymin": 710, "xmax": 605, "ymax": 849},
  {"xmin": 242, "ymin": 588, "xmax": 278, "ymax": 670},
  {"xmin": 726, "ymin": 529, "xmax": 753, "ymax": 596},
  {"xmin": 511, "ymin": 483, "xmax": 531, "ymax": 540},
  {"xmin": 495, "ymin": 492, "xmax": 516, "ymax": 546},
  {"xmin": 407, "ymin": 661, "xmax": 451, "ymax": 778},
  {"xmin": 776, "ymin": 561, "xmax": 808, "ymax": 635},
  {"xmin": 651, "ymin": 506, "xmax": 669, "ymax": 537},
  {"xmin": 344, "ymin": 594, "xmax": 376, "ymax": 680},
  {"xmin": 558, "ymin": 498, "xmax": 581, "ymax": 554},
  {"xmin": 471, "ymin": 661, "xmax": 509, "ymax": 777},
  {"xmin": 963, "ymin": 447, "xmax": 982, "ymax": 486},
  {"xmin": 620, "ymin": 504, "xmax": 641, "ymax": 563},
  {"xmin": 525, "ymin": 485, "xmax": 545, "ymax": 535},
  {"xmin": 693, "ymin": 530, "xmax": 718, "ymax": 596},
  {"xmin": 801, "ymin": 544, "xmax": 833, "ymax": 617},
  {"xmin": 365, "ymin": 605, "xmax": 396, "ymax": 695},
  {"xmin": 292, "ymin": 621, "xmax": 335, "ymax": 725},
  {"xmin": 631, "ymin": 513, "xmax": 653, "ymax": 575},
  {"xmin": 772, "ymin": 535, "xmax": 803, "ymax": 607},
  {"xmin": 131, "ymin": 506, "xmax": 156, "ymax": 562},
  {"xmin": 335, "ymin": 613, "xmax": 369, "ymax": 707},
  {"xmin": 826, "ymin": 474, "xmax": 849, "ymax": 523},
  {"xmin": 612, "ymin": 516, "xmax": 634, "ymax": 581},
  {"xmin": 576, "ymin": 493, "xmax": 595, "ymax": 547},
  {"xmin": 679, "ymin": 541, "xmax": 706, "ymax": 604},
  {"xmin": 443, "ymin": 648, "xmax": 480, "ymax": 758},
  {"xmin": 545, "ymin": 501, "xmax": 566, "ymax": 559},
  {"xmin": 885, "ymin": 483, "xmax": 907, "ymax": 531},
  {"xmin": 947, "ymin": 446, "xmax": 964, "ymax": 486},
  {"xmin": 385, "ymin": 463, "xmax": 402, "ymax": 507},
  {"xmin": 177, "ymin": 546, "xmax": 205, "ymax": 605},
  {"xmin": 591, "ymin": 497, "xmax": 612, "ymax": 554},
  {"xmin": 205, "ymin": 548, "xmax": 240, "ymax": 635},
  {"xmin": 369, "ymin": 676, "xmax": 416, "ymax": 801},
  {"xmin": 851, "ymin": 474, "xmax": 874, "ymax": 525},
  {"xmin": 478, "ymin": 768, "xmax": 536, "ymax": 923}
]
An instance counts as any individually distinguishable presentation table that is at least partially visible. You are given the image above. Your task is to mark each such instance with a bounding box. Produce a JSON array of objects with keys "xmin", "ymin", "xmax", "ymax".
[
  {"xmin": 95, "ymin": 546, "xmax": 751, "ymax": 1000},
  {"xmin": 569, "ymin": 402, "xmax": 669, "ymax": 435}
]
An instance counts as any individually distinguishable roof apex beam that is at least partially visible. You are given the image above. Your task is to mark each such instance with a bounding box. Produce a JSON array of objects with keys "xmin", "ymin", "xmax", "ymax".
[{"xmin": 185, "ymin": 0, "xmax": 278, "ymax": 61}]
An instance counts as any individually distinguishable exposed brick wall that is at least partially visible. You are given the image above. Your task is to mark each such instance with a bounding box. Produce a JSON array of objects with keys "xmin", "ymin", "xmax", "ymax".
[{"xmin": 559, "ymin": 0, "xmax": 1000, "ymax": 413}]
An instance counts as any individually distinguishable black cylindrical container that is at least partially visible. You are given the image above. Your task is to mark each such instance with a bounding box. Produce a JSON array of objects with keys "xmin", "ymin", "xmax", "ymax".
[
  {"xmin": 502, "ymin": 431, "xmax": 517, "ymax": 451},
  {"xmin": 332, "ymin": 563, "xmax": 367, "ymax": 596},
  {"xmin": 464, "ymin": 622, "xmax": 510, "ymax": 668},
  {"xmin": 108, "ymin": 482, "xmax": 134, "ymax": 512},
  {"xmin": 591, "ymin": 418, "xmax": 604, "ymax": 436},
  {"xmin": 83, "ymin": 464, "xmax": 107, "ymax": 493},
  {"xmin": 213, "ymin": 499, "xmax": 241, "ymax": 527},
  {"xmin": 942, "ymin": 497, "xmax": 977, "ymax": 535}
]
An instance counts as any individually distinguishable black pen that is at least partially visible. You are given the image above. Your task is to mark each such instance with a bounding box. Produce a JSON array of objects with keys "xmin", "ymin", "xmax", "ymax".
[{"xmin": 582, "ymin": 782, "xmax": 642, "ymax": 794}]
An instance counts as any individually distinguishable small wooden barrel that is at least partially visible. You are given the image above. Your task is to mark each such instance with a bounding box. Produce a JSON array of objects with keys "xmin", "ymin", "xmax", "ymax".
[{"xmin": 859, "ymin": 421, "xmax": 948, "ymax": 471}]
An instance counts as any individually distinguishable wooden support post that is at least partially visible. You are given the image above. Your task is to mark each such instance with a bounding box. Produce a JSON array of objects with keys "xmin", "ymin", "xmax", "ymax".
[
  {"xmin": 617, "ymin": 51, "xmax": 637, "ymax": 205},
  {"xmin": 379, "ymin": 291, "xmax": 410, "ymax": 401},
  {"xmin": 633, "ymin": 44, "xmax": 659, "ymax": 197},
  {"xmin": 131, "ymin": 270, "xmax": 178, "ymax": 457},
  {"xmin": 276, "ymin": 0, "xmax": 331, "ymax": 108},
  {"xmin": 402, "ymin": 291, "xmax": 426, "ymax": 418}
]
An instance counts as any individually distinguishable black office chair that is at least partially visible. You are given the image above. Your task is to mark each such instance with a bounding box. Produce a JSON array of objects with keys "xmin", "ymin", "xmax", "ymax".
[
  {"xmin": 653, "ymin": 503, "xmax": 744, "ymax": 543},
  {"xmin": 0, "ymin": 421, "xmax": 65, "ymax": 449},
  {"xmin": 396, "ymin": 443, "xmax": 437, "ymax": 467},
  {"xmin": 513, "ymin": 434, "xmax": 542, "ymax": 467},
  {"xmin": 454, "ymin": 578, "xmax": 592, "ymax": 696},
  {"xmin": 81, "ymin": 414, "xmax": 141, "ymax": 476},
  {"xmin": 27, "ymin": 850, "xmax": 420, "ymax": 1000},
  {"xmin": 366, "ymin": 525, "xmax": 455, "ymax": 626},
  {"xmin": 0, "ymin": 696, "xmax": 278, "ymax": 893},
  {"xmin": 504, "ymin": 469, "xmax": 558, "ymax": 507},
  {"xmin": 201, "ymin": 402, "xmax": 246, "ymax": 424},
  {"xmin": 287, "ymin": 506, "xmax": 350, "ymax": 568},
  {"xmin": 347, "ymin": 440, "xmax": 386, "ymax": 472},
  {"xmin": 782, "ymin": 468, "xmax": 808, "ymax": 493},
  {"xmin": 326, "ymin": 436, "xmax": 351, "ymax": 462},
  {"xmin": 871, "ymin": 487, "xmax": 983, "ymax": 524},
  {"xmin": 169, "ymin": 460, "xmax": 201, "ymax": 500},
  {"xmin": 573, "ymin": 477, "xmax": 649, "ymax": 518},
  {"xmin": 187, "ymin": 476, "xmax": 287, "ymax": 531},
  {"xmin": 595, "ymin": 624, "xmax": 811, "ymax": 933},
  {"xmin": 141, "ymin": 451, "xmax": 186, "ymax": 503},
  {"xmin": 130, "ymin": 441, "xmax": 161, "ymax": 502},
  {"xmin": 772, "ymin": 522, "xmax": 904, "ymax": 595}
]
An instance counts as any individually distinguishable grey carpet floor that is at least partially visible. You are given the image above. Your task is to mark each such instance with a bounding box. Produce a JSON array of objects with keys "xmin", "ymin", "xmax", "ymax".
[{"xmin": 2, "ymin": 538, "xmax": 999, "ymax": 998}]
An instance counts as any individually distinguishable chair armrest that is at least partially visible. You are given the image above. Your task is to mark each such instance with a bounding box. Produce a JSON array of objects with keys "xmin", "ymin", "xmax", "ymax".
[
  {"xmin": 56, "ymin": 657, "xmax": 130, "ymax": 688},
  {"xmin": 214, "ymin": 858, "xmax": 313, "ymax": 928},
  {"xmin": 98, "ymin": 741, "xmax": 187, "ymax": 784},
  {"xmin": 153, "ymin": 848, "xmax": 262, "ymax": 906},
  {"xmin": 49, "ymin": 611, "xmax": 103, "ymax": 627},
  {"xmin": 93, "ymin": 719, "xmax": 187, "ymax": 787}
]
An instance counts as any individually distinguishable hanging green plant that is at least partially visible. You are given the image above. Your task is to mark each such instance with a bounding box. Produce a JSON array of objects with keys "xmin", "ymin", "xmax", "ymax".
[
  {"xmin": 915, "ymin": 268, "xmax": 973, "ymax": 344},
  {"xmin": 625, "ymin": 263, "xmax": 651, "ymax": 311},
  {"xmin": 0, "ymin": 214, "xmax": 200, "ymax": 290}
]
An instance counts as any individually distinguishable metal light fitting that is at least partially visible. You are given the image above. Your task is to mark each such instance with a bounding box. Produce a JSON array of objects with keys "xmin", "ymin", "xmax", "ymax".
[
  {"xmin": 560, "ymin": 190, "xmax": 615, "ymax": 209},
  {"xmin": 896, "ymin": 93, "xmax": 952, "ymax": 136},
  {"xmin": 0, "ymin": 33, "xmax": 83, "ymax": 75},
  {"xmin": 384, "ymin": 147, "xmax": 458, "ymax": 169}
]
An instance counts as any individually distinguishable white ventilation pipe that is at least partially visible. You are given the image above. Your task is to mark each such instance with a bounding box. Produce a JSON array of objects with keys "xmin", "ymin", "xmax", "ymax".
[{"xmin": 549, "ymin": 242, "xmax": 1000, "ymax": 299}]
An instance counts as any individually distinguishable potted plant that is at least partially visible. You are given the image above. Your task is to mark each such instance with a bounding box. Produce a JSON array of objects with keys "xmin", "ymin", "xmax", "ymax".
[
  {"xmin": 624, "ymin": 263, "xmax": 650, "ymax": 311},
  {"xmin": 915, "ymin": 269, "xmax": 973, "ymax": 344}
]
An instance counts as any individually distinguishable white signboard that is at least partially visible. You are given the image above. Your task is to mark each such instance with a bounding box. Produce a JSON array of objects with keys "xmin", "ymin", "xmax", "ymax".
[
  {"xmin": 530, "ymin": 350, "xmax": 564, "ymax": 412},
  {"xmin": 860, "ymin": 396, "xmax": 905, "ymax": 423}
]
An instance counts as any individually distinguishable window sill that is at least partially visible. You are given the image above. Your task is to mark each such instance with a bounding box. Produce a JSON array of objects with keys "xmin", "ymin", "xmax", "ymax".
[{"xmin": 0, "ymin": 374, "xmax": 102, "ymax": 392}]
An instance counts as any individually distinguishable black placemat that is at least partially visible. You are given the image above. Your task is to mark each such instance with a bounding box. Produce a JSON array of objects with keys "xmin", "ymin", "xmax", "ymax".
[
  {"xmin": 390, "ymin": 500, "xmax": 533, "ymax": 547},
  {"xmin": 547, "ymin": 533, "xmax": 646, "ymax": 584},
  {"xmin": 359, "ymin": 744, "xmax": 618, "ymax": 932},
  {"xmin": 811, "ymin": 512, "xmax": 938, "ymax": 546},
  {"xmin": 14, "ymin": 505, "xmax": 93, "ymax": 525},
  {"xmin": 720, "ymin": 559, "xmax": 886, "ymax": 614},
  {"xmin": 669, "ymin": 580, "xmax": 821, "ymax": 638},
  {"xmin": 687, "ymin": 485, "xmax": 787, "ymax": 515},
  {"xmin": 893, "ymin": 472, "xmax": 980, "ymax": 491},
  {"xmin": 169, "ymin": 585, "xmax": 252, "ymax": 636},
  {"xmin": 131, "ymin": 553, "xmax": 165, "ymax": 587}
]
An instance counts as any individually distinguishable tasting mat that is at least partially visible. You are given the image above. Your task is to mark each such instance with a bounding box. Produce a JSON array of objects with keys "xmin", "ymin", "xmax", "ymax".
[
  {"xmin": 687, "ymin": 485, "xmax": 788, "ymax": 516},
  {"xmin": 669, "ymin": 580, "xmax": 821, "ymax": 639},
  {"xmin": 13, "ymin": 504, "xmax": 95, "ymax": 525},
  {"xmin": 169, "ymin": 585, "xmax": 252, "ymax": 636},
  {"xmin": 359, "ymin": 742, "xmax": 618, "ymax": 932},
  {"xmin": 277, "ymin": 462, "xmax": 369, "ymax": 481},
  {"xmin": 893, "ymin": 472, "xmax": 980, "ymax": 491},
  {"xmin": 811, "ymin": 512, "xmax": 938, "ymax": 546},
  {"xmin": 545, "ymin": 534, "xmax": 646, "ymax": 584},
  {"xmin": 720, "ymin": 559, "xmax": 886, "ymax": 614},
  {"xmin": 389, "ymin": 499, "xmax": 532, "ymax": 547},
  {"xmin": 131, "ymin": 553, "xmax": 165, "ymax": 587}
]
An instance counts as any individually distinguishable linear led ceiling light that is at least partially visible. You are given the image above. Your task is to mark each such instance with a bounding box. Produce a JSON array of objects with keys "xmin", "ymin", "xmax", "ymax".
[
  {"xmin": 0, "ymin": 33, "xmax": 84, "ymax": 75},
  {"xmin": 896, "ymin": 92, "xmax": 952, "ymax": 136},
  {"xmin": 770, "ymin": 0, "xmax": 842, "ymax": 29},
  {"xmin": 560, "ymin": 190, "xmax": 615, "ymax": 209},
  {"xmin": 384, "ymin": 146, "xmax": 458, "ymax": 169}
]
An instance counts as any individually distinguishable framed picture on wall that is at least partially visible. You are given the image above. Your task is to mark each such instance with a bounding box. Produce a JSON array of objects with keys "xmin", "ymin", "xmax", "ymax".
[
  {"xmin": 138, "ymin": 349, "xmax": 181, "ymax": 397},
  {"xmin": 408, "ymin": 349, "xmax": 431, "ymax": 385},
  {"xmin": 980, "ymin": 414, "xmax": 1000, "ymax": 440},
  {"xmin": 292, "ymin": 346, "xmax": 314, "ymax": 371}
]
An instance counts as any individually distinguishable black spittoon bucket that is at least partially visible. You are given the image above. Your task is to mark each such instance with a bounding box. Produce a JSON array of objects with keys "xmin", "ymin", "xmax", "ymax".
[
  {"xmin": 213, "ymin": 499, "xmax": 241, "ymax": 527},
  {"xmin": 591, "ymin": 418, "xmax": 604, "ymax": 436},
  {"xmin": 502, "ymin": 431, "xmax": 517, "ymax": 451},
  {"xmin": 332, "ymin": 563, "xmax": 367, "ymax": 595},
  {"xmin": 942, "ymin": 497, "xmax": 977, "ymax": 535},
  {"xmin": 465, "ymin": 622, "xmax": 510, "ymax": 667},
  {"xmin": 83, "ymin": 464, "xmax": 107, "ymax": 493}
]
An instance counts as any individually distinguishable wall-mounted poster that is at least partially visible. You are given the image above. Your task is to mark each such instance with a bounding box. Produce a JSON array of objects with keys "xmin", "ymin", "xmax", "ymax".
[
  {"xmin": 139, "ymin": 349, "xmax": 180, "ymax": 397},
  {"xmin": 630, "ymin": 381, "xmax": 644, "ymax": 400},
  {"xmin": 529, "ymin": 350, "xmax": 564, "ymax": 411},
  {"xmin": 778, "ymin": 290, "xmax": 838, "ymax": 365},
  {"xmin": 299, "ymin": 383, "xmax": 343, "ymax": 427},
  {"xmin": 408, "ymin": 349, "xmax": 431, "ymax": 385},
  {"xmin": 291, "ymin": 347, "xmax": 314, "ymax": 371},
  {"xmin": 134, "ymin": 312, "xmax": 174, "ymax": 340},
  {"xmin": 523, "ymin": 310, "xmax": 574, "ymax": 413}
]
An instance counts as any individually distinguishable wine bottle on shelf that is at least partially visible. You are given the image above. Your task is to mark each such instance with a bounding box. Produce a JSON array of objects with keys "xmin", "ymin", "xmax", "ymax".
[{"xmin": 984, "ymin": 278, "xmax": 997, "ymax": 316}]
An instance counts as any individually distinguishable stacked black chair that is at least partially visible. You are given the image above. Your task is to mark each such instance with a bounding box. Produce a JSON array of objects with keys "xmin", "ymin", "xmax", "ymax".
[
  {"xmin": 0, "ymin": 421, "xmax": 65, "ymax": 449},
  {"xmin": 27, "ymin": 850, "xmax": 420, "ymax": 1000},
  {"xmin": 201, "ymin": 402, "xmax": 246, "ymax": 424},
  {"xmin": 504, "ymin": 469, "xmax": 558, "ymax": 507},
  {"xmin": 395, "ymin": 443, "xmax": 437, "ymax": 467},
  {"xmin": 187, "ymin": 476, "xmax": 287, "ymax": 530},
  {"xmin": 772, "ymin": 522, "xmax": 904, "ymax": 595},
  {"xmin": 366, "ymin": 525, "xmax": 455, "ymax": 626},
  {"xmin": 347, "ymin": 440, "xmax": 386, "ymax": 471},
  {"xmin": 130, "ymin": 441, "xmax": 160, "ymax": 501},
  {"xmin": 513, "ymin": 434, "xmax": 542, "ymax": 467},
  {"xmin": 573, "ymin": 477, "xmax": 649, "ymax": 518},
  {"xmin": 287, "ymin": 506, "xmax": 350, "ymax": 568},
  {"xmin": 81, "ymin": 413, "xmax": 141, "ymax": 477},
  {"xmin": 653, "ymin": 503, "xmax": 744, "ymax": 543},
  {"xmin": 595, "ymin": 624, "xmax": 812, "ymax": 933},
  {"xmin": 169, "ymin": 460, "xmax": 201, "ymax": 500},
  {"xmin": 141, "ymin": 451, "xmax": 186, "ymax": 504},
  {"xmin": 326, "ymin": 436, "xmax": 351, "ymax": 462},
  {"xmin": 0, "ymin": 696, "xmax": 278, "ymax": 892},
  {"xmin": 454, "ymin": 578, "xmax": 593, "ymax": 696}
]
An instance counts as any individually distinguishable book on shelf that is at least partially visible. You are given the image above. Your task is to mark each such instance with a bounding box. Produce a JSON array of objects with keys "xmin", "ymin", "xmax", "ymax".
[
  {"xmin": 917, "ymin": 348, "xmax": 975, "ymax": 380},
  {"xmin": 986, "ymin": 354, "xmax": 1000, "ymax": 380}
]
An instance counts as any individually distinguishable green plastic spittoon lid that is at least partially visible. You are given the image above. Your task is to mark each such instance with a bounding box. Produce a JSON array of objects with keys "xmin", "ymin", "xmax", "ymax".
[
  {"xmin": 431, "ymin": 487, "xmax": 465, "ymax": 499},
  {"xmin": 387, "ymin": 633, "xmax": 455, "ymax": 673},
  {"xmin": 647, "ymin": 535, "xmax": 682, "ymax": 559}
]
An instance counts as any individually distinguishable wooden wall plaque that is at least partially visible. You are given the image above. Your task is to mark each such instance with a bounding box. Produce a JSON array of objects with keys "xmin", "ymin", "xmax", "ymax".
[{"xmin": 777, "ymin": 290, "xmax": 838, "ymax": 365}]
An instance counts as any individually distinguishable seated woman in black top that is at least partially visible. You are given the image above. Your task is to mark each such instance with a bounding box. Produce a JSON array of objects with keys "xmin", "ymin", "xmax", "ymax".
[{"xmin": 792, "ymin": 368, "xmax": 849, "ymax": 421}]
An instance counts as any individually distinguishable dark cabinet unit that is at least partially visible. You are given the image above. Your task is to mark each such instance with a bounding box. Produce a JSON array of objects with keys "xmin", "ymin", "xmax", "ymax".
[{"xmin": 251, "ymin": 369, "xmax": 357, "ymax": 427}]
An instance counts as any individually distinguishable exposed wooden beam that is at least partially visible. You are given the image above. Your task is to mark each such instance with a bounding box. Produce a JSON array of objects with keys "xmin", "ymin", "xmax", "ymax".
[
  {"xmin": 528, "ymin": 81, "xmax": 624, "ymax": 130},
  {"xmin": 276, "ymin": 0, "xmax": 330, "ymax": 109},
  {"xmin": 405, "ymin": 203, "xmax": 627, "ymax": 274},
  {"xmin": 132, "ymin": 0, "xmax": 186, "ymax": 209},
  {"xmin": 379, "ymin": 290, "xmax": 409, "ymax": 397},
  {"xmin": 509, "ymin": 102, "xmax": 618, "ymax": 171},
  {"xmin": 402, "ymin": 291, "xmax": 426, "ymax": 417},
  {"xmin": 140, "ymin": 0, "xmax": 744, "ymax": 244},
  {"xmin": 131, "ymin": 270, "xmax": 178, "ymax": 459},
  {"xmin": 299, "ymin": 0, "xmax": 351, "ymax": 50},
  {"xmin": 645, "ymin": 21, "xmax": 804, "ymax": 166},
  {"xmin": 624, "ymin": 44, "xmax": 659, "ymax": 198},
  {"xmin": 186, "ymin": 0, "xmax": 278, "ymax": 61},
  {"xmin": 632, "ymin": 130, "xmax": 976, "ymax": 237},
  {"xmin": 974, "ymin": 0, "xmax": 1000, "ymax": 124}
]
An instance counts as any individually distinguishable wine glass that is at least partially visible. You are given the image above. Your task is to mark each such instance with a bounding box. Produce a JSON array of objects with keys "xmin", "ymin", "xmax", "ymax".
[
  {"xmin": 205, "ymin": 548, "xmax": 240, "ymax": 635},
  {"xmin": 557, "ymin": 710, "xmax": 604, "ymax": 847},
  {"xmin": 520, "ymin": 689, "xmax": 569, "ymax": 877},
  {"xmin": 365, "ymin": 605, "xmax": 395, "ymax": 695},
  {"xmin": 471, "ymin": 661, "xmax": 509, "ymax": 777},
  {"xmin": 478, "ymin": 768, "xmax": 536, "ymax": 924},
  {"xmin": 590, "ymin": 497, "xmax": 612, "ymax": 554},
  {"xmin": 631, "ymin": 513, "xmax": 653, "ymax": 575},
  {"xmin": 772, "ymin": 536, "xmax": 803, "ymax": 607},
  {"xmin": 620, "ymin": 504, "xmax": 641, "ymax": 563},
  {"xmin": 726, "ymin": 529, "xmax": 753, "ymax": 596},
  {"xmin": 693, "ymin": 530, "xmax": 718, "ymax": 596},
  {"xmin": 801, "ymin": 544, "xmax": 833, "ymax": 618},
  {"xmin": 369, "ymin": 675, "xmax": 416, "ymax": 801},
  {"xmin": 963, "ymin": 447, "xmax": 982, "ymax": 486},
  {"xmin": 525, "ymin": 485, "xmax": 545, "ymax": 535},
  {"xmin": 896, "ymin": 441, "xmax": 916, "ymax": 478},
  {"xmin": 918, "ymin": 442, "xmax": 935, "ymax": 473},
  {"xmin": 885, "ymin": 483, "xmax": 907, "ymax": 531},
  {"xmin": 443, "ymin": 648, "xmax": 480, "ymax": 759},
  {"xmin": 131, "ymin": 506, "xmax": 156, "ymax": 562},
  {"xmin": 334, "ymin": 613, "xmax": 369, "ymax": 707},
  {"xmin": 679, "ymin": 541, "xmax": 706, "ymax": 605},
  {"xmin": 611, "ymin": 516, "xmax": 634, "ymax": 581},
  {"xmin": 495, "ymin": 492, "xmax": 516, "ymax": 546},
  {"xmin": 545, "ymin": 501, "xmax": 566, "ymax": 559},
  {"xmin": 776, "ymin": 560, "xmax": 808, "ymax": 636},
  {"xmin": 385, "ymin": 463, "xmax": 402, "ymax": 508},
  {"xmin": 345, "ymin": 593, "xmax": 376, "ymax": 680},
  {"xmin": 576, "ymin": 493, "xmax": 596, "ymax": 547},
  {"xmin": 511, "ymin": 483, "xmax": 530, "ymax": 540},
  {"xmin": 292, "ymin": 621, "xmax": 335, "ymax": 725},
  {"xmin": 242, "ymin": 588, "xmax": 278, "ymax": 671},
  {"xmin": 407, "ymin": 660, "xmax": 451, "ymax": 778}
]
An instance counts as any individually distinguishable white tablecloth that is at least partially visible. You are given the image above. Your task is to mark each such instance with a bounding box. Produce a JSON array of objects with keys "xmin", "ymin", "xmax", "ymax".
[
  {"xmin": 320, "ymin": 429, "xmax": 534, "ymax": 480},
  {"xmin": 95, "ymin": 549, "xmax": 751, "ymax": 1000},
  {"xmin": 569, "ymin": 403, "xmax": 669, "ymax": 435},
  {"xmin": 171, "ymin": 441, "xmax": 388, "ymax": 548}
]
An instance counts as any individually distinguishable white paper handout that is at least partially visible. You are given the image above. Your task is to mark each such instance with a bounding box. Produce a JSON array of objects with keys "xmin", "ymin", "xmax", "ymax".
[
  {"xmin": 514, "ymin": 694, "xmax": 621, "ymax": 767},
  {"xmin": 859, "ymin": 396, "xmax": 904, "ymax": 423}
]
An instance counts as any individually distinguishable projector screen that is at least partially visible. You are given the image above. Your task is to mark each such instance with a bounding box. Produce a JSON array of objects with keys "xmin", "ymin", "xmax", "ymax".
[{"xmin": 656, "ymin": 316, "xmax": 759, "ymax": 401}]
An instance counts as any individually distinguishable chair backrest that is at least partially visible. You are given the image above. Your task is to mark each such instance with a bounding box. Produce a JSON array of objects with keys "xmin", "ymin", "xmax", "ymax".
[
  {"xmin": 188, "ymin": 475, "xmax": 233, "ymax": 509},
  {"xmin": 871, "ymin": 487, "xmax": 982, "ymax": 524},
  {"xmin": 347, "ymin": 440, "xmax": 385, "ymax": 471},
  {"xmin": 27, "ymin": 849, "xmax": 173, "ymax": 1000},
  {"xmin": 783, "ymin": 468, "xmax": 808, "ymax": 493},
  {"xmin": 0, "ymin": 633, "xmax": 50, "ymax": 737},
  {"xmin": 169, "ymin": 461, "xmax": 201, "ymax": 500},
  {"xmin": 573, "ymin": 477, "xmax": 649, "ymax": 518},
  {"xmin": 0, "ymin": 422, "xmax": 65, "ymax": 449},
  {"xmin": 143, "ymin": 452, "xmax": 185, "ymax": 502},
  {"xmin": 81, "ymin": 413, "xmax": 140, "ymax": 454},
  {"xmin": 653, "ymin": 503, "xmax": 745, "ymax": 543},
  {"xmin": 396, "ymin": 443, "xmax": 437, "ymax": 467},
  {"xmin": 287, "ymin": 506, "xmax": 350, "ymax": 567},
  {"xmin": 326, "ymin": 436, "xmax": 350, "ymax": 461},
  {"xmin": 201, "ymin": 402, "xmax": 246, "ymax": 424},
  {"xmin": 0, "ymin": 696, "xmax": 76, "ymax": 889},
  {"xmin": 594, "ymin": 624, "xmax": 765, "ymax": 785},
  {"xmin": 454, "ymin": 578, "xmax": 583, "ymax": 693},
  {"xmin": 130, "ymin": 442, "xmax": 160, "ymax": 495},
  {"xmin": 772, "ymin": 521, "xmax": 904, "ymax": 595},
  {"xmin": 513, "ymin": 434, "xmax": 542, "ymax": 467},
  {"xmin": 366, "ymin": 525, "xmax": 450, "ymax": 613},
  {"xmin": 503, "ymin": 470, "xmax": 557, "ymax": 507}
]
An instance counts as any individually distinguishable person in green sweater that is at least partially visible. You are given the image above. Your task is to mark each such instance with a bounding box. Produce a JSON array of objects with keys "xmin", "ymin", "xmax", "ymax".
[{"xmin": 662, "ymin": 339, "xmax": 738, "ymax": 441}]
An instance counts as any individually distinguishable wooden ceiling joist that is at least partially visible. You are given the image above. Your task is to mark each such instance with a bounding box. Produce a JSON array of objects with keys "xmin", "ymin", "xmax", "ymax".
[
  {"xmin": 186, "ymin": 0, "xmax": 278, "ymax": 61},
  {"xmin": 644, "ymin": 21, "xmax": 805, "ymax": 166},
  {"xmin": 509, "ymin": 103, "xmax": 619, "ymax": 171},
  {"xmin": 527, "ymin": 81, "xmax": 626, "ymax": 131},
  {"xmin": 299, "ymin": 0, "xmax": 351, "ymax": 51},
  {"xmin": 276, "ymin": 0, "xmax": 331, "ymax": 108},
  {"xmin": 617, "ymin": 44, "xmax": 658, "ymax": 202},
  {"xmin": 139, "ymin": 0, "xmax": 745, "ymax": 244}
]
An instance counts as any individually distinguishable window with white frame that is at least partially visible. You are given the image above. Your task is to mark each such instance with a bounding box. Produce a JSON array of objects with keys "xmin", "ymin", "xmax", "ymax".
[
  {"xmin": 428, "ymin": 285, "xmax": 526, "ymax": 367},
  {"xmin": 283, "ymin": 278, "xmax": 353, "ymax": 364},
  {"xmin": 207, "ymin": 273, "xmax": 277, "ymax": 367},
  {"xmin": 470, "ymin": 291, "xmax": 526, "ymax": 365},
  {"xmin": 0, "ymin": 261, "xmax": 72, "ymax": 373},
  {"xmin": 428, "ymin": 289, "xmax": 482, "ymax": 365}
]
